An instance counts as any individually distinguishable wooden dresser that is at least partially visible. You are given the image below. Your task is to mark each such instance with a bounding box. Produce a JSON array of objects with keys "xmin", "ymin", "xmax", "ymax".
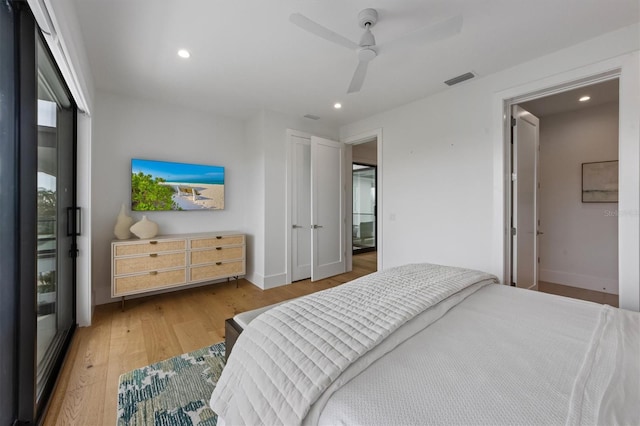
[{"xmin": 111, "ymin": 231, "xmax": 245, "ymax": 305}]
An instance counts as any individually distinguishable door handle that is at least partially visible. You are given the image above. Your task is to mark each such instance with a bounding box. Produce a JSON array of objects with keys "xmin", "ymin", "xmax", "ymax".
[
  {"xmin": 537, "ymin": 231, "xmax": 544, "ymax": 235},
  {"xmin": 66, "ymin": 207, "xmax": 81, "ymax": 236},
  {"xmin": 292, "ymin": 225, "xmax": 304, "ymax": 229},
  {"xmin": 311, "ymin": 224, "xmax": 323, "ymax": 229}
]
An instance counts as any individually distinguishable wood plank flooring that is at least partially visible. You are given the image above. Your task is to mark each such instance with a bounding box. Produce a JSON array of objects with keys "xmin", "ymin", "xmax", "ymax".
[
  {"xmin": 42, "ymin": 252, "xmax": 377, "ymax": 425},
  {"xmin": 538, "ymin": 280, "xmax": 619, "ymax": 307}
]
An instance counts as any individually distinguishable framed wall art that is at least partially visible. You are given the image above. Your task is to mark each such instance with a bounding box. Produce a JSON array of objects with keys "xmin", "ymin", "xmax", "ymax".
[{"xmin": 582, "ymin": 160, "xmax": 618, "ymax": 203}]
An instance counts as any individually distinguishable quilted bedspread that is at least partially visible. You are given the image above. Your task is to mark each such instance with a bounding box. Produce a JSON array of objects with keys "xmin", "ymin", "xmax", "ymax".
[{"xmin": 209, "ymin": 263, "xmax": 497, "ymax": 425}]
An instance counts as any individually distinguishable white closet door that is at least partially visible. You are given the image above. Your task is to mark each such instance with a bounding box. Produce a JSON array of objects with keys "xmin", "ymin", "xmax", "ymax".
[
  {"xmin": 291, "ymin": 136, "xmax": 311, "ymax": 281},
  {"xmin": 311, "ymin": 136, "xmax": 346, "ymax": 281}
]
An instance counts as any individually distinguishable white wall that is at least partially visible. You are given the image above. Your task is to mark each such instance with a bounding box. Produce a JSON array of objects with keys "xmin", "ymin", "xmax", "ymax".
[
  {"xmin": 538, "ymin": 102, "xmax": 619, "ymax": 294},
  {"xmin": 243, "ymin": 113, "xmax": 265, "ymax": 286},
  {"xmin": 92, "ymin": 91, "xmax": 247, "ymax": 305},
  {"xmin": 340, "ymin": 24, "xmax": 640, "ymax": 310},
  {"xmin": 342, "ymin": 80, "xmax": 496, "ymax": 273}
]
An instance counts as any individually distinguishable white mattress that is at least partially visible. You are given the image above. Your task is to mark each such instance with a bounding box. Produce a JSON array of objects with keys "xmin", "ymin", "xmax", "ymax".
[{"xmin": 317, "ymin": 284, "xmax": 640, "ymax": 425}]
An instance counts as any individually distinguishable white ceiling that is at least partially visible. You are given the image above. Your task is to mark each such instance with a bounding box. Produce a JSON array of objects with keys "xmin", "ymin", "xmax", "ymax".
[
  {"xmin": 519, "ymin": 79, "xmax": 619, "ymax": 117},
  {"xmin": 71, "ymin": 0, "xmax": 639, "ymax": 127}
]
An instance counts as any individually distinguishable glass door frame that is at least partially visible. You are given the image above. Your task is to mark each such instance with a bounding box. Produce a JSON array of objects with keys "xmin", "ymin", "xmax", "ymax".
[
  {"xmin": 352, "ymin": 162, "xmax": 377, "ymax": 254},
  {"xmin": 0, "ymin": 1, "xmax": 19, "ymax": 422}
]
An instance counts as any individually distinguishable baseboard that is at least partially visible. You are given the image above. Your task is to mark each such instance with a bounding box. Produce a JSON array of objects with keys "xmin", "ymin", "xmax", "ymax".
[
  {"xmin": 539, "ymin": 269, "xmax": 618, "ymax": 295},
  {"xmin": 262, "ymin": 273, "xmax": 288, "ymax": 290},
  {"xmin": 244, "ymin": 272, "xmax": 288, "ymax": 290}
]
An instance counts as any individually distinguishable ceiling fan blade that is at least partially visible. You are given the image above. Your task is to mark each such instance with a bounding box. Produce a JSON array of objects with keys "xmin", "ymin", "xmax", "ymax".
[
  {"xmin": 289, "ymin": 13, "xmax": 358, "ymax": 50},
  {"xmin": 347, "ymin": 61, "xmax": 369, "ymax": 94},
  {"xmin": 379, "ymin": 14, "xmax": 463, "ymax": 53}
]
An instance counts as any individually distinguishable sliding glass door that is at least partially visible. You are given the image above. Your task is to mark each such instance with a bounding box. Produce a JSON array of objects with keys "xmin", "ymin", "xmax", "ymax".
[
  {"xmin": 352, "ymin": 164, "xmax": 377, "ymax": 253},
  {"xmin": 36, "ymin": 36, "xmax": 76, "ymax": 405},
  {"xmin": 0, "ymin": 3, "xmax": 77, "ymax": 422}
]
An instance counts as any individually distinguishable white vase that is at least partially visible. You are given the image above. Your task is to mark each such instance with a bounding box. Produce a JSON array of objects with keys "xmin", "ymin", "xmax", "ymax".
[
  {"xmin": 130, "ymin": 215, "xmax": 159, "ymax": 239},
  {"xmin": 114, "ymin": 203, "xmax": 134, "ymax": 240}
]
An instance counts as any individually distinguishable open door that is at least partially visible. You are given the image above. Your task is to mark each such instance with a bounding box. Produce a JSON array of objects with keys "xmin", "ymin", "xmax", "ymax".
[
  {"xmin": 311, "ymin": 136, "xmax": 346, "ymax": 281},
  {"xmin": 511, "ymin": 105, "xmax": 540, "ymax": 289}
]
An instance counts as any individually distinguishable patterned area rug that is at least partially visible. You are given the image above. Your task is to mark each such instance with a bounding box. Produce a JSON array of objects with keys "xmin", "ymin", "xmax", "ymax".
[{"xmin": 117, "ymin": 342, "xmax": 225, "ymax": 426}]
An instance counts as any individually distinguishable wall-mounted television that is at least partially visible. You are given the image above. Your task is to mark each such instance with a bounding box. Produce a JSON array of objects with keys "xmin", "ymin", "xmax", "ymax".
[{"xmin": 131, "ymin": 158, "xmax": 225, "ymax": 211}]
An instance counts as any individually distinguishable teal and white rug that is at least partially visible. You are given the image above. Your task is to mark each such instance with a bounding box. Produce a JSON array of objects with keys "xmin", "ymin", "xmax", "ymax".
[{"xmin": 117, "ymin": 342, "xmax": 225, "ymax": 426}]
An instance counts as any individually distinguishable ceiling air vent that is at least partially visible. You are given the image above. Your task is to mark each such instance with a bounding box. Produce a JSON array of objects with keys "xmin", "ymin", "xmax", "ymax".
[
  {"xmin": 444, "ymin": 72, "xmax": 475, "ymax": 86},
  {"xmin": 304, "ymin": 114, "xmax": 320, "ymax": 120}
]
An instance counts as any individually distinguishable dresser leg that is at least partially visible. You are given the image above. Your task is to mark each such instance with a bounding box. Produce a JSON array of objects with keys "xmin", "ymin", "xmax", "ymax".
[{"xmin": 121, "ymin": 296, "xmax": 125, "ymax": 311}]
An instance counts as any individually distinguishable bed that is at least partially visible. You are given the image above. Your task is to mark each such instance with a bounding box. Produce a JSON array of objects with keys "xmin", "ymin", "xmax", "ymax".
[{"xmin": 210, "ymin": 263, "xmax": 640, "ymax": 425}]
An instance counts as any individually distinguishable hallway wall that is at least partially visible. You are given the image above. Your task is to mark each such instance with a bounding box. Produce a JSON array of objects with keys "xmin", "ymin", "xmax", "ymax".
[{"xmin": 538, "ymin": 102, "xmax": 619, "ymax": 294}]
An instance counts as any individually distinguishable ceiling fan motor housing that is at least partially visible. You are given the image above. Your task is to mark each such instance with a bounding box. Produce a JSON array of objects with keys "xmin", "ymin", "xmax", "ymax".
[
  {"xmin": 357, "ymin": 47, "xmax": 377, "ymax": 62},
  {"xmin": 358, "ymin": 8, "xmax": 378, "ymax": 28}
]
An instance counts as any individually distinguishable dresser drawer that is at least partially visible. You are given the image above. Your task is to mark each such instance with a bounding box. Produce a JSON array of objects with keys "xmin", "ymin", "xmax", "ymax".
[
  {"xmin": 115, "ymin": 239, "xmax": 186, "ymax": 256},
  {"xmin": 114, "ymin": 252, "xmax": 186, "ymax": 275},
  {"xmin": 190, "ymin": 235, "xmax": 244, "ymax": 249},
  {"xmin": 114, "ymin": 269, "xmax": 186, "ymax": 296},
  {"xmin": 190, "ymin": 261, "xmax": 245, "ymax": 282},
  {"xmin": 190, "ymin": 246, "xmax": 243, "ymax": 265}
]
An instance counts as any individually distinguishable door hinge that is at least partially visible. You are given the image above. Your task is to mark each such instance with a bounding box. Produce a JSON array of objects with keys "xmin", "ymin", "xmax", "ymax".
[
  {"xmin": 511, "ymin": 173, "xmax": 517, "ymax": 181},
  {"xmin": 69, "ymin": 243, "xmax": 79, "ymax": 258},
  {"xmin": 511, "ymin": 227, "xmax": 516, "ymax": 236},
  {"xmin": 511, "ymin": 116, "xmax": 516, "ymax": 127}
]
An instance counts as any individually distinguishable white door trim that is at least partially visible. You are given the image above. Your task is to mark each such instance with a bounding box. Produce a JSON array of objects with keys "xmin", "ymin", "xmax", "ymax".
[
  {"xmin": 493, "ymin": 53, "xmax": 640, "ymax": 311},
  {"xmin": 343, "ymin": 128, "xmax": 384, "ymax": 272}
]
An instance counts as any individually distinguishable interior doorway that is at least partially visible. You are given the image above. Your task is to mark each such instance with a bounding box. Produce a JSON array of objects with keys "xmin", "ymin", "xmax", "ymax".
[
  {"xmin": 352, "ymin": 163, "xmax": 377, "ymax": 254},
  {"xmin": 346, "ymin": 134, "xmax": 380, "ymax": 274},
  {"xmin": 510, "ymin": 79, "xmax": 620, "ymax": 306}
]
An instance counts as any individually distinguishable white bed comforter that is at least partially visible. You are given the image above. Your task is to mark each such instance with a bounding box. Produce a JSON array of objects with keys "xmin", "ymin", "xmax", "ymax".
[
  {"xmin": 316, "ymin": 283, "xmax": 640, "ymax": 426},
  {"xmin": 209, "ymin": 263, "xmax": 497, "ymax": 425}
]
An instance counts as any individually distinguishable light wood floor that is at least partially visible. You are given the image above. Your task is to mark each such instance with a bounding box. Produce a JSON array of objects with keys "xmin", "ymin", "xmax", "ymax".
[
  {"xmin": 42, "ymin": 252, "xmax": 377, "ymax": 425},
  {"xmin": 538, "ymin": 280, "xmax": 619, "ymax": 307}
]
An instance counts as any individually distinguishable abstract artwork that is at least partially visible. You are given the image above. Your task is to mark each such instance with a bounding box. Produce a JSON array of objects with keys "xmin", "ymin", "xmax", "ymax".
[{"xmin": 582, "ymin": 160, "xmax": 618, "ymax": 203}]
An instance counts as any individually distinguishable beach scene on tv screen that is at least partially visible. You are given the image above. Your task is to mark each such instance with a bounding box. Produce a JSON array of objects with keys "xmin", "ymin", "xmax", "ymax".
[{"xmin": 131, "ymin": 159, "xmax": 225, "ymax": 211}]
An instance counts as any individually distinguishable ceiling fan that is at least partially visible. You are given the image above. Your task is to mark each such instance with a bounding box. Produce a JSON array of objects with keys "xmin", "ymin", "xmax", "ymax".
[{"xmin": 290, "ymin": 9, "xmax": 463, "ymax": 94}]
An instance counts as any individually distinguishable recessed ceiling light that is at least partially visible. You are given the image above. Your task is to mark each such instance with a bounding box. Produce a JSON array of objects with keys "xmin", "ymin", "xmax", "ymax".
[
  {"xmin": 177, "ymin": 49, "xmax": 191, "ymax": 59},
  {"xmin": 334, "ymin": 103, "xmax": 342, "ymax": 109},
  {"xmin": 579, "ymin": 96, "xmax": 591, "ymax": 102}
]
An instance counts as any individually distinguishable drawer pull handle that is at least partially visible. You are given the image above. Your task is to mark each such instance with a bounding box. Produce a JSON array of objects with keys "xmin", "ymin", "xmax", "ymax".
[
  {"xmin": 149, "ymin": 253, "xmax": 158, "ymax": 258},
  {"xmin": 149, "ymin": 241, "xmax": 158, "ymax": 245},
  {"xmin": 216, "ymin": 262, "xmax": 222, "ymax": 265},
  {"xmin": 149, "ymin": 271, "xmax": 158, "ymax": 275},
  {"xmin": 216, "ymin": 236, "xmax": 222, "ymax": 239},
  {"xmin": 216, "ymin": 247, "xmax": 222, "ymax": 250}
]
